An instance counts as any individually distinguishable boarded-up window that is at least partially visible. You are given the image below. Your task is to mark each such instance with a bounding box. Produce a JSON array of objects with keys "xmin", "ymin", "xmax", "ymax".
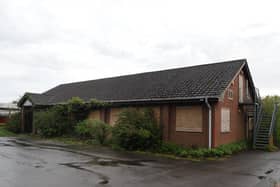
[
  {"xmin": 248, "ymin": 117, "xmax": 254, "ymax": 131},
  {"xmin": 221, "ymin": 108, "xmax": 230, "ymax": 132},
  {"xmin": 246, "ymin": 79, "xmax": 250, "ymax": 99},
  {"xmin": 109, "ymin": 107, "xmax": 160, "ymax": 126},
  {"xmin": 152, "ymin": 107, "xmax": 160, "ymax": 125},
  {"xmin": 175, "ymin": 106, "xmax": 203, "ymax": 132},
  {"xmin": 239, "ymin": 74, "xmax": 244, "ymax": 103},
  {"xmin": 109, "ymin": 108, "xmax": 122, "ymax": 126},
  {"xmin": 88, "ymin": 110, "xmax": 101, "ymax": 120}
]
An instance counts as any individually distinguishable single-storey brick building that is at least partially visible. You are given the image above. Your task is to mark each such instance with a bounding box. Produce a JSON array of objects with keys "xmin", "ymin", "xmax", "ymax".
[{"xmin": 18, "ymin": 59, "xmax": 259, "ymax": 148}]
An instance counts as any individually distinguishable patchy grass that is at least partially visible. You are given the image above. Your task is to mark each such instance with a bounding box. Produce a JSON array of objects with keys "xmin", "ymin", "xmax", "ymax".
[
  {"xmin": 17, "ymin": 131, "xmax": 248, "ymax": 161},
  {"xmin": 0, "ymin": 126, "xmax": 16, "ymax": 137},
  {"xmin": 265, "ymin": 144, "xmax": 279, "ymax": 152},
  {"xmin": 21, "ymin": 133, "xmax": 248, "ymax": 161},
  {"xmin": 19, "ymin": 134, "xmax": 101, "ymax": 146},
  {"xmin": 50, "ymin": 137, "xmax": 100, "ymax": 146}
]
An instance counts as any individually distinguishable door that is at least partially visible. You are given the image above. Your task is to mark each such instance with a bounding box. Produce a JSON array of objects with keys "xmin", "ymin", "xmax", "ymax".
[
  {"xmin": 247, "ymin": 117, "xmax": 254, "ymax": 142},
  {"xmin": 24, "ymin": 107, "xmax": 33, "ymax": 133}
]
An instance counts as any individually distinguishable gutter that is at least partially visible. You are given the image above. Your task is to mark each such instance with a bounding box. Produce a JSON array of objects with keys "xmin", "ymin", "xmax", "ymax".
[{"xmin": 205, "ymin": 98, "xmax": 212, "ymax": 149}]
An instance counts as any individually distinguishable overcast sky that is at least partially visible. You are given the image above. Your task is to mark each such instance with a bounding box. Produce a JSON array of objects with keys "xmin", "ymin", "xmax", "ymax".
[{"xmin": 0, "ymin": 0, "xmax": 279, "ymax": 102}]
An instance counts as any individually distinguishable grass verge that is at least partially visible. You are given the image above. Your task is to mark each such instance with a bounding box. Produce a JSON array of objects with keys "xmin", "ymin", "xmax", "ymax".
[{"xmin": 0, "ymin": 125, "xmax": 16, "ymax": 137}]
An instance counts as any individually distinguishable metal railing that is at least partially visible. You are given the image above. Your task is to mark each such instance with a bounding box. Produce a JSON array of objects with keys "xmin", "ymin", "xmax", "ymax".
[
  {"xmin": 255, "ymin": 88, "xmax": 262, "ymax": 104},
  {"xmin": 253, "ymin": 103, "xmax": 263, "ymax": 147},
  {"xmin": 269, "ymin": 103, "xmax": 279, "ymax": 137}
]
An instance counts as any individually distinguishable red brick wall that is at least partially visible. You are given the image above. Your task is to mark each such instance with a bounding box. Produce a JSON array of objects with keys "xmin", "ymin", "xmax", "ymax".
[
  {"xmin": 161, "ymin": 104, "xmax": 209, "ymax": 147},
  {"xmin": 90, "ymin": 69, "xmax": 253, "ymax": 148},
  {"xmin": 97, "ymin": 104, "xmax": 210, "ymax": 148},
  {"xmin": 212, "ymin": 71, "xmax": 250, "ymax": 147}
]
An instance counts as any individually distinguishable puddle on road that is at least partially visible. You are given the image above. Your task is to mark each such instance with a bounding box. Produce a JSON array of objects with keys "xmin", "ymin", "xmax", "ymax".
[
  {"xmin": 59, "ymin": 158, "xmax": 151, "ymax": 185},
  {"xmin": 6, "ymin": 139, "xmax": 32, "ymax": 147},
  {"xmin": 258, "ymin": 176, "xmax": 267, "ymax": 180},
  {"xmin": 33, "ymin": 164, "xmax": 44, "ymax": 169},
  {"xmin": 0, "ymin": 143, "xmax": 13, "ymax": 147},
  {"xmin": 2, "ymin": 138, "xmax": 152, "ymax": 185},
  {"xmin": 61, "ymin": 158, "xmax": 147, "ymax": 169},
  {"xmin": 98, "ymin": 179, "xmax": 109, "ymax": 184},
  {"xmin": 60, "ymin": 162, "xmax": 110, "ymax": 185},
  {"xmin": 86, "ymin": 158, "xmax": 146, "ymax": 167},
  {"xmin": 258, "ymin": 169, "xmax": 274, "ymax": 180},
  {"xmin": 265, "ymin": 169, "xmax": 274, "ymax": 175},
  {"xmin": 253, "ymin": 168, "xmax": 280, "ymax": 187}
]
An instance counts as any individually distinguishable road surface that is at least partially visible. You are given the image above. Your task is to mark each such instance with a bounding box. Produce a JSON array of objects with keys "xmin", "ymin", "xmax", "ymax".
[{"xmin": 0, "ymin": 137, "xmax": 279, "ymax": 187}]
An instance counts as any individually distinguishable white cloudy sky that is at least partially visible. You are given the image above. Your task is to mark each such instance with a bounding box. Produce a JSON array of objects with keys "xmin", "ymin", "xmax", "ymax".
[{"xmin": 0, "ymin": 0, "xmax": 279, "ymax": 102}]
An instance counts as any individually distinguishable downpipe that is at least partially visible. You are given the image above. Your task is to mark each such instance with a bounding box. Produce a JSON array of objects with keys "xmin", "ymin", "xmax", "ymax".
[{"xmin": 205, "ymin": 98, "xmax": 212, "ymax": 149}]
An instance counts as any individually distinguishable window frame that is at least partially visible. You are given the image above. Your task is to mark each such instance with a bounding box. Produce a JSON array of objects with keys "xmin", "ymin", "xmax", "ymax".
[
  {"xmin": 175, "ymin": 106, "xmax": 203, "ymax": 133},
  {"xmin": 228, "ymin": 89, "xmax": 234, "ymax": 100},
  {"xmin": 221, "ymin": 108, "xmax": 231, "ymax": 133}
]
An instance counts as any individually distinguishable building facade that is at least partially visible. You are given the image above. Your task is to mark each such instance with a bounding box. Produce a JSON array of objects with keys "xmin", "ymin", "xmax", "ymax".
[{"xmin": 18, "ymin": 59, "xmax": 257, "ymax": 148}]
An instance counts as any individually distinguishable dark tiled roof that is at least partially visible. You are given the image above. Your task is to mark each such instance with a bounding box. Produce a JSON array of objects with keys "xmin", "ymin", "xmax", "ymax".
[
  {"xmin": 22, "ymin": 59, "xmax": 247, "ymax": 106},
  {"xmin": 26, "ymin": 93, "xmax": 51, "ymax": 105}
]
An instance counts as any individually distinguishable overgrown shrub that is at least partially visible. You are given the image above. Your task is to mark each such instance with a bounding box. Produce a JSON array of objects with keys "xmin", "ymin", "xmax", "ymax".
[
  {"xmin": 75, "ymin": 119, "xmax": 93, "ymax": 139},
  {"xmin": 67, "ymin": 97, "xmax": 89, "ymax": 125},
  {"xmin": 91, "ymin": 120, "xmax": 111, "ymax": 145},
  {"xmin": 265, "ymin": 144, "xmax": 279, "ymax": 152},
  {"xmin": 156, "ymin": 141, "xmax": 247, "ymax": 158},
  {"xmin": 34, "ymin": 106, "xmax": 69, "ymax": 137},
  {"xmin": 75, "ymin": 119, "xmax": 111, "ymax": 144},
  {"xmin": 112, "ymin": 108, "xmax": 161, "ymax": 151},
  {"xmin": 6, "ymin": 112, "xmax": 21, "ymax": 133},
  {"xmin": 33, "ymin": 97, "xmax": 108, "ymax": 137},
  {"xmin": 156, "ymin": 142, "xmax": 186, "ymax": 155}
]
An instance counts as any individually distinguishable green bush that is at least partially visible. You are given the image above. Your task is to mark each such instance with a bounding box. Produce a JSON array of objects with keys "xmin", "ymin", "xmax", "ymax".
[
  {"xmin": 189, "ymin": 149, "xmax": 206, "ymax": 158},
  {"xmin": 6, "ymin": 112, "xmax": 21, "ymax": 133},
  {"xmin": 75, "ymin": 119, "xmax": 111, "ymax": 144},
  {"xmin": 156, "ymin": 142, "xmax": 186, "ymax": 155},
  {"xmin": 75, "ymin": 119, "xmax": 93, "ymax": 139},
  {"xmin": 156, "ymin": 141, "xmax": 247, "ymax": 158},
  {"xmin": 67, "ymin": 97, "xmax": 89, "ymax": 125},
  {"xmin": 112, "ymin": 108, "xmax": 161, "ymax": 151},
  {"xmin": 33, "ymin": 97, "xmax": 107, "ymax": 137},
  {"xmin": 265, "ymin": 144, "xmax": 279, "ymax": 152},
  {"xmin": 91, "ymin": 120, "xmax": 111, "ymax": 145},
  {"xmin": 34, "ymin": 106, "xmax": 69, "ymax": 137}
]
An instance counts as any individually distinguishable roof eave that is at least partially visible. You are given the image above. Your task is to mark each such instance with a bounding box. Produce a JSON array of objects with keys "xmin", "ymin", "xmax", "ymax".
[
  {"xmin": 52, "ymin": 96, "xmax": 220, "ymax": 106},
  {"xmin": 18, "ymin": 92, "xmax": 38, "ymax": 107}
]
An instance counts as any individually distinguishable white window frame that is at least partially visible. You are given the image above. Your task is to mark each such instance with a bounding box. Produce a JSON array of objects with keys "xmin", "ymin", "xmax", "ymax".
[
  {"xmin": 221, "ymin": 108, "xmax": 230, "ymax": 133},
  {"xmin": 228, "ymin": 89, "xmax": 233, "ymax": 100}
]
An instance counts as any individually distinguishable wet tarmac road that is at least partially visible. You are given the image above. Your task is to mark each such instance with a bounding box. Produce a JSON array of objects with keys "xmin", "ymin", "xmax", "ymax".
[{"xmin": 0, "ymin": 137, "xmax": 279, "ymax": 187}]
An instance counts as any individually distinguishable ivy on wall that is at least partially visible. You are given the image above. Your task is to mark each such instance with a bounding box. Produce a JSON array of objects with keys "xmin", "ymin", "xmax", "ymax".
[{"xmin": 33, "ymin": 97, "xmax": 109, "ymax": 137}]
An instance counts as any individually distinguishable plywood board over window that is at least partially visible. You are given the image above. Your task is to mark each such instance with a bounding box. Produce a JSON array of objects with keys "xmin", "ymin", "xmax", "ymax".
[
  {"xmin": 239, "ymin": 74, "xmax": 244, "ymax": 103},
  {"xmin": 176, "ymin": 106, "xmax": 203, "ymax": 132},
  {"xmin": 109, "ymin": 108, "xmax": 122, "ymax": 126},
  {"xmin": 88, "ymin": 110, "xmax": 101, "ymax": 120},
  {"xmin": 152, "ymin": 107, "xmax": 160, "ymax": 125},
  {"xmin": 221, "ymin": 108, "xmax": 230, "ymax": 132}
]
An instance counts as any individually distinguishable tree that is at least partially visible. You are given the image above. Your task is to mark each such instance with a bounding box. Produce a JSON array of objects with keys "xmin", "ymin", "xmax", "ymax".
[{"xmin": 262, "ymin": 96, "xmax": 280, "ymax": 146}]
